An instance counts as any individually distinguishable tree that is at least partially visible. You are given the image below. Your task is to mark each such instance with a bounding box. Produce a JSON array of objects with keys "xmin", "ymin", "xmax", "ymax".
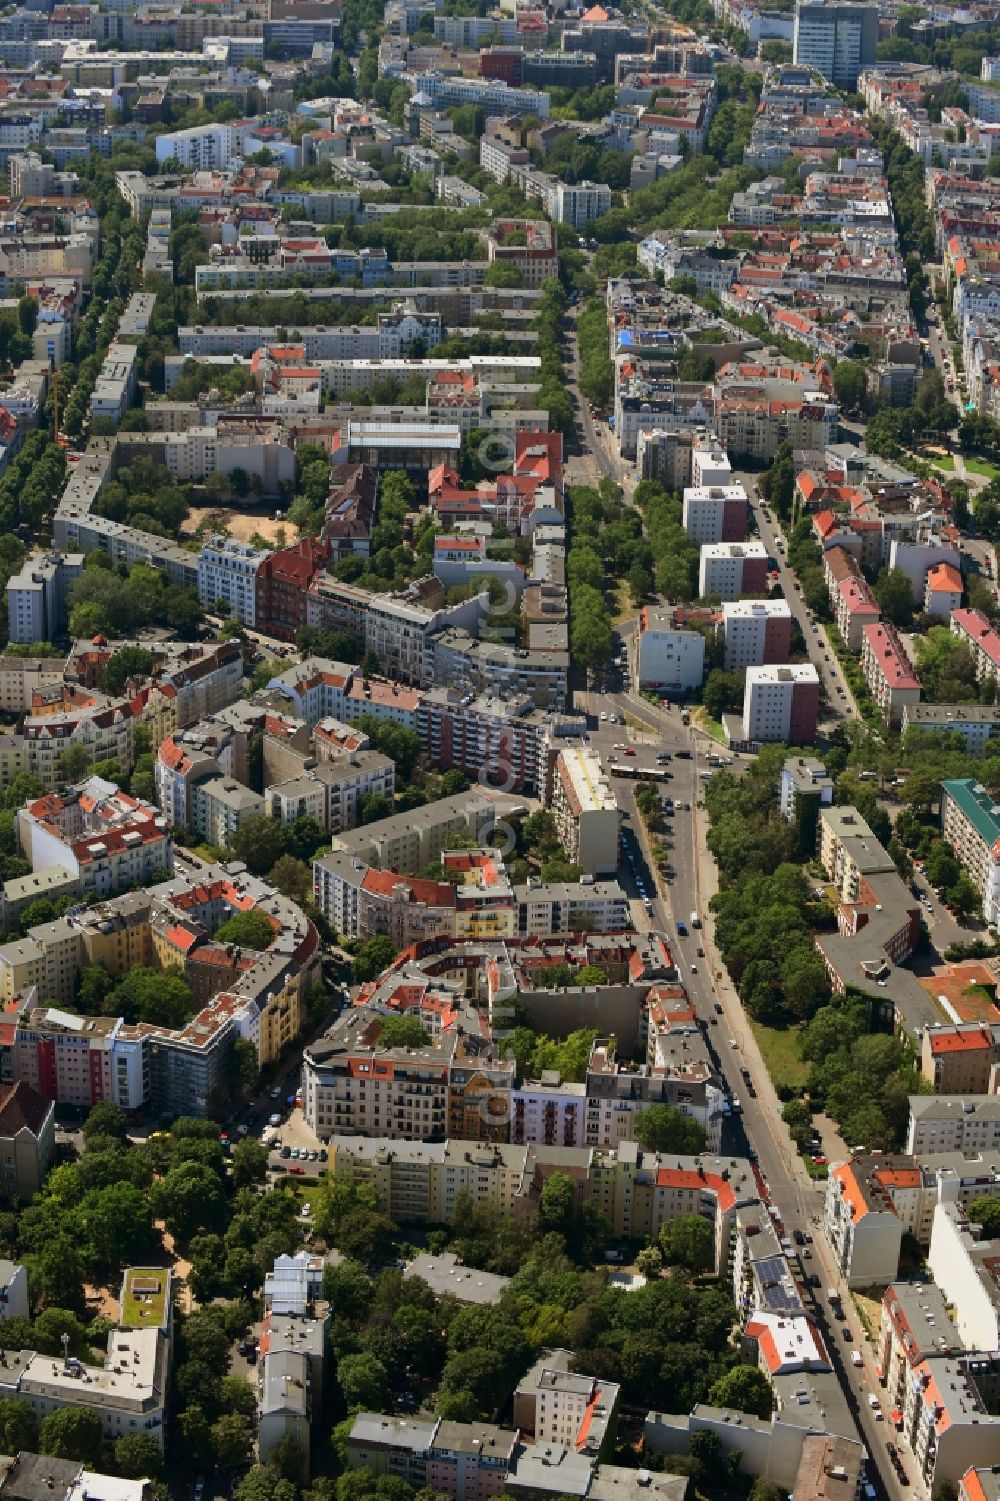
[
  {"xmin": 750, "ymin": 1481, "xmax": 789, "ymax": 1501},
  {"xmin": 352, "ymin": 934, "xmax": 397, "ymax": 983},
  {"xmin": 215, "ymin": 908, "xmax": 275, "ymax": 950},
  {"xmin": 539, "ymin": 1172, "xmax": 575, "ymax": 1237},
  {"xmin": 227, "ymin": 814, "xmax": 291, "ymax": 875},
  {"xmin": 708, "ymin": 1364, "xmax": 774, "ymax": 1420},
  {"xmin": 83, "ymin": 1101, "xmax": 128, "ymax": 1143},
  {"xmin": 833, "ymin": 359, "xmax": 867, "ymax": 412},
  {"xmin": 632, "ymin": 1104, "xmax": 707, "ymax": 1154},
  {"xmin": 269, "ymin": 855, "xmax": 312, "ymax": 903},
  {"xmin": 374, "ymin": 1015, "xmax": 429, "ymax": 1049},
  {"xmin": 153, "ymin": 1161, "xmax": 227, "ymax": 1240},
  {"xmin": 39, "ymin": 1407, "xmax": 104, "ymax": 1466},
  {"xmin": 873, "ymin": 566, "xmax": 915, "ymax": 628},
  {"xmin": 948, "ymin": 870, "xmax": 979, "ymax": 919},
  {"xmin": 211, "ymin": 1411, "xmax": 254, "ymax": 1469},
  {"xmin": 231, "ymin": 1137, "xmax": 268, "ymax": 1188},
  {"xmin": 0, "ymin": 1398, "xmax": 38, "ymax": 1456},
  {"xmin": 635, "ymin": 1246, "xmax": 663, "ymax": 1278},
  {"xmin": 114, "ymin": 1432, "xmax": 165, "ymax": 1480},
  {"xmin": 58, "ymin": 744, "xmax": 91, "ymax": 783},
  {"xmin": 104, "ymin": 646, "xmax": 155, "ymax": 697},
  {"xmin": 337, "ymin": 1352, "xmax": 391, "ymax": 1412},
  {"xmin": 361, "ymin": 792, "xmax": 391, "ymax": 825},
  {"xmin": 967, "ymin": 1196, "xmax": 1000, "ymax": 1237},
  {"xmin": 659, "ymin": 1213, "xmax": 715, "ymax": 1273}
]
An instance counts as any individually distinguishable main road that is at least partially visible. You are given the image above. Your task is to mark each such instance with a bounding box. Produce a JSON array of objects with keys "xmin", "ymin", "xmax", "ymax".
[{"xmin": 578, "ymin": 682, "xmax": 915, "ymax": 1500}]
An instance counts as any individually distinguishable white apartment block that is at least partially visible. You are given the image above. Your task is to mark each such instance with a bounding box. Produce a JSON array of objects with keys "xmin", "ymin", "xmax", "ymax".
[
  {"xmin": 6, "ymin": 551, "xmax": 83, "ymax": 645},
  {"xmin": 154, "ymin": 123, "xmax": 233, "ymax": 170},
  {"xmin": 698, "ymin": 540, "xmax": 768, "ymax": 601},
  {"xmin": 907, "ymin": 1095, "xmax": 1000, "ymax": 1157},
  {"xmin": 721, "ymin": 599, "xmax": 792, "ymax": 670},
  {"xmin": 742, "ymin": 663, "xmax": 819, "ymax": 745},
  {"xmin": 197, "ymin": 536, "xmax": 267, "ymax": 628},
  {"xmin": 515, "ymin": 878, "xmax": 630, "ymax": 937},
  {"xmin": 681, "ymin": 483, "xmax": 748, "ymax": 546},
  {"xmin": 548, "ymin": 746, "xmax": 620, "ymax": 876},
  {"xmin": 191, "ymin": 776, "xmax": 265, "ymax": 847},
  {"xmin": 545, "ymin": 180, "xmax": 612, "ymax": 227},
  {"xmin": 690, "ymin": 438, "xmax": 732, "ymax": 488},
  {"xmin": 928, "ymin": 1202, "xmax": 1000, "ymax": 1354},
  {"xmin": 631, "ymin": 605, "xmax": 706, "ymax": 693},
  {"xmin": 89, "ymin": 342, "xmax": 138, "ymax": 425}
]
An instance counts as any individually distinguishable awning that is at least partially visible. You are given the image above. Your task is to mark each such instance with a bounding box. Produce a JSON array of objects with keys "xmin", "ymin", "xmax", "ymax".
[{"xmin": 891, "ymin": 1410, "xmax": 903, "ymax": 1426}]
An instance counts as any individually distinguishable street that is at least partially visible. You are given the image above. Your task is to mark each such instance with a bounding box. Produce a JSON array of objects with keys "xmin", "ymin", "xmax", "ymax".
[{"xmin": 575, "ymin": 666, "xmax": 912, "ymax": 1500}]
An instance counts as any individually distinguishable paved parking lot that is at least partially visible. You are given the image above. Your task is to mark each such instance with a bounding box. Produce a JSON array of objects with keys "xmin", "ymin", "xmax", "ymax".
[{"xmin": 266, "ymin": 1106, "xmax": 327, "ymax": 1178}]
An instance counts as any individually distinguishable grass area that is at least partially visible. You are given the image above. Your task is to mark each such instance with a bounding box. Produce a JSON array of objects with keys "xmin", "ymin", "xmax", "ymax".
[
  {"xmin": 853, "ymin": 1291, "xmax": 881, "ymax": 1341},
  {"xmin": 610, "ymin": 582, "xmax": 639, "ymax": 627},
  {"xmin": 927, "ymin": 453, "xmax": 955, "ymax": 471},
  {"xmin": 750, "ymin": 1019, "xmax": 809, "ymax": 1092},
  {"xmin": 692, "ymin": 707, "xmax": 726, "ymax": 744},
  {"xmin": 966, "ymin": 454, "xmax": 1000, "ymax": 480},
  {"xmin": 188, "ymin": 843, "xmax": 227, "ymax": 864}
]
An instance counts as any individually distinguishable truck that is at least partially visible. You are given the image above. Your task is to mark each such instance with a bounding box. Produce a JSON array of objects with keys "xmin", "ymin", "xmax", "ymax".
[
  {"xmin": 828, "ymin": 1288, "xmax": 844, "ymax": 1317},
  {"xmin": 690, "ymin": 911, "xmax": 701, "ymax": 928}
]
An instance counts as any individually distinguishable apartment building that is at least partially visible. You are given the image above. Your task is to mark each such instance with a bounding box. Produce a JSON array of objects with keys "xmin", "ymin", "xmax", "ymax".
[
  {"xmin": 877, "ymin": 1282, "xmax": 964, "ymax": 1463},
  {"xmin": 823, "ymin": 546, "xmax": 881, "ymax": 650},
  {"xmin": 925, "ymin": 561, "xmax": 964, "ymax": 619},
  {"xmin": 950, "ymin": 608, "xmax": 1000, "ymax": 684},
  {"xmin": 17, "ymin": 779, "xmax": 172, "ymax": 900},
  {"xmin": 690, "ymin": 438, "xmax": 732, "ymax": 488},
  {"xmin": 902, "ymin": 702, "xmax": 1000, "ymax": 755},
  {"xmin": 483, "ymin": 220, "xmax": 558, "ymax": 290},
  {"xmin": 513, "ymin": 1350, "xmax": 619, "ymax": 1457},
  {"xmin": 329, "ymin": 792, "xmax": 500, "ymax": 876},
  {"xmin": 907, "ymin": 1095, "xmax": 1000, "ymax": 1156},
  {"xmin": 6, "ymin": 551, "xmax": 83, "ymax": 646},
  {"xmin": 921, "ymin": 1023, "xmax": 1000, "ymax": 1095},
  {"xmin": 941, "ymin": 778, "xmax": 1000, "ymax": 927},
  {"xmin": 630, "ymin": 605, "xmax": 706, "ymax": 693},
  {"xmin": 681, "ymin": 484, "xmax": 747, "ymax": 545},
  {"xmin": 860, "ymin": 622, "xmax": 922, "ymax": 728},
  {"xmin": 197, "ymin": 536, "xmax": 268, "ymax": 628},
  {"xmin": 154, "ymin": 121, "xmax": 232, "ymax": 169},
  {"xmin": 301, "ymin": 1006, "xmax": 513, "ymax": 1145},
  {"xmin": 742, "ymin": 664, "xmax": 819, "ymax": 745},
  {"xmin": 266, "ymin": 753, "xmax": 395, "ymax": 836},
  {"xmin": 698, "ymin": 540, "xmax": 768, "ymax": 602},
  {"xmin": 779, "ymin": 755, "xmax": 834, "ymax": 853},
  {"xmin": 0, "ymin": 1081, "xmax": 54, "ymax": 1200},
  {"xmin": 793, "ymin": 1, "xmax": 877, "ymax": 88},
  {"xmin": 825, "ymin": 1156, "xmax": 910, "ymax": 1288},
  {"xmin": 514, "ymin": 879, "xmax": 630, "ymax": 937},
  {"xmin": 347, "ymin": 1413, "xmax": 518, "ymax": 1501},
  {"xmin": 190, "ymin": 777, "xmax": 264, "ymax": 847},
  {"xmin": 721, "ymin": 599, "xmax": 792, "ymax": 670},
  {"xmin": 548, "ymin": 747, "xmax": 619, "ymax": 876},
  {"xmin": 928, "ymin": 1201, "xmax": 1000, "ymax": 1354},
  {"xmin": 89, "ymin": 343, "xmax": 138, "ymax": 425}
]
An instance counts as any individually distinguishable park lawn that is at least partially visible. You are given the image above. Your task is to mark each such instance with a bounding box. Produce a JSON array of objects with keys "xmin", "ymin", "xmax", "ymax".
[
  {"xmin": 610, "ymin": 582, "xmax": 638, "ymax": 627},
  {"xmin": 928, "ymin": 453, "xmax": 955, "ymax": 471},
  {"xmin": 750, "ymin": 1019, "xmax": 809, "ymax": 1092},
  {"xmin": 966, "ymin": 455, "xmax": 1000, "ymax": 480}
]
